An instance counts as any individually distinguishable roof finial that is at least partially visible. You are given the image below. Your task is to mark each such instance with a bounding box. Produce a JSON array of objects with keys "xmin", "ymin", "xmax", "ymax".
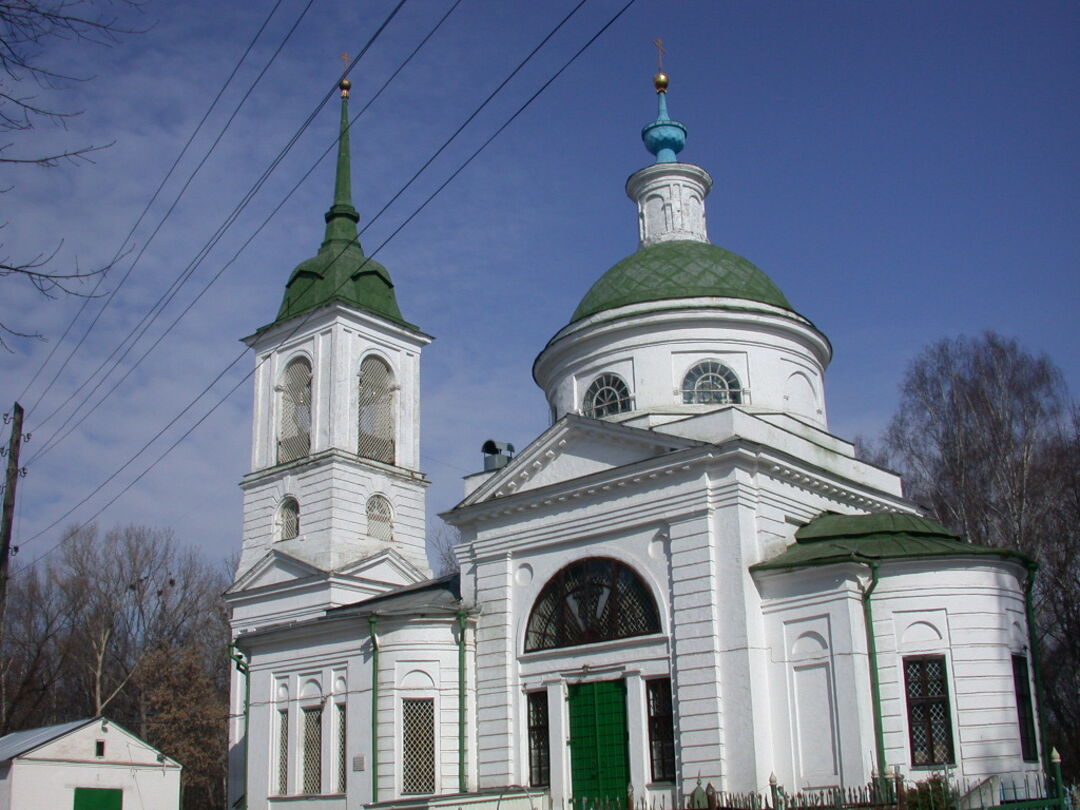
[
  {"xmin": 339, "ymin": 52, "xmax": 352, "ymax": 98},
  {"xmin": 652, "ymin": 38, "xmax": 669, "ymax": 94},
  {"xmin": 641, "ymin": 44, "xmax": 685, "ymax": 163}
]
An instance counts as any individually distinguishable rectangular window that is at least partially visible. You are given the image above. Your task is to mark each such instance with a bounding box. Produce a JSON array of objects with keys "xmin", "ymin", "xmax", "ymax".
[
  {"xmin": 337, "ymin": 703, "xmax": 348, "ymax": 793},
  {"xmin": 402, "ymin": 698, "xmax": 436, "ymax": 794},
  {"xmin": 95, "ymin": 740, "xmax": 105, "ymax": 758},
  {"xmin": 527, "ymin": 691, "xmax": 550, "ymax": 787},
  {"xmin": 904, "ymin": 656, "xmax": 955, "ymax": 766},
  {"xmin": 302, "ymin": 706, "xmax": 323, "ymax": 795},
  {"xmin": 277, "ymin": 710, "xmax": 289, "ymax": 795},
  {"xmin": 1012, "ymin": 655, "xmax": 1038, "ymax": 762},
  {"xmin": 647, "ymin": 678, "xmax": 676, "ymax": 782}
]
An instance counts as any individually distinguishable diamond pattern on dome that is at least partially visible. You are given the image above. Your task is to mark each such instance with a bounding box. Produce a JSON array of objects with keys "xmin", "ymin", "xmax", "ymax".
[{"xmin": 572, "ymin": 240, "xmax": 791, "ymax": 323}]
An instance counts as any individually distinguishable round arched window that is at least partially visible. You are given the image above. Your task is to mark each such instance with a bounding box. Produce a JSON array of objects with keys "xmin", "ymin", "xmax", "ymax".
[
  {"xmin": 681, "ymin": 360, "xmax": 742, "ymax": 405},
  {"xmin": 278, "ymin": 357, "xmax": 312, "ymax": 463},
  {"xmin": 366, "ymin": 495, "xmax": 393, "ymax": 542},
  {"xmin": 278, "ymin": 496, "xmax": 300, "ymax": 541},
  {"xmin": 358, "ymin": 356, "xmax": 395, "ymax": 464},
  {"xmin": 524, "ymin": 558, "xmax": 661, "ymax": 652},
  {"xmin": 582, "ymin": 374, "xmax": 633, "ymax": 419}
]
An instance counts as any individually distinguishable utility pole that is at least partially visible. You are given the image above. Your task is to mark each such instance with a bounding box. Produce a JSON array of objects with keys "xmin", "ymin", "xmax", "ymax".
[{"xmin": 0, "ymin": 402, "xmax": 26, "ymax": 620}]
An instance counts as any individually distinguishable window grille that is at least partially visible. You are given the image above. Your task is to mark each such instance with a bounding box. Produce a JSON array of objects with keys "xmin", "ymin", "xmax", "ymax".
[
  {"xmin": 524, "ymin": 557, "xmax": 661, "ymax": 652},
  {"xmin": 366, "ymin": 495, "xmax": 393, "ymax": 542},
  {"xmin": 583, "ymin": 373, "xmax": 633, "ymax": 419},
  {"xmin": 358, "ymin": 357, "xmax": 396, "ymax": 464},
  {"xmin": 681, "ymin": 360, "xmax": 743, "ymax": 405},
  {"xmin": 527, "ymin": 691, "xmax": 550, "ymax": 787},
  {"xmin": 401, "ymin": 698, "xmax": 435, "ymax": 794},
  {"xmin": 903, "ymin": 656, "xmax": 955, "ymax": 766},
  {"xmin": 1012, "ymin": 655, "xmax": 1038, "ymax": 762},
  {"xmin": 337, "ymin": 703, "xmax": 348, "ymax": 793},
  {"xmin": 647, "ymin": 679, "xmax": 676, "ymax": 782},
  {"xmin": 278, "ymin": 358, "xmax": 312, "ymax": 463},
  {"xmin": 277, "ymin": 709, "xmax": 289, "ymax": 795},
  {"xmin": 302, "ymin": 706, "xmax": 323, "ymax": 795},
  {"xmin": 279, "ymin": 497, "xmax": 300, "ymax": 541}
]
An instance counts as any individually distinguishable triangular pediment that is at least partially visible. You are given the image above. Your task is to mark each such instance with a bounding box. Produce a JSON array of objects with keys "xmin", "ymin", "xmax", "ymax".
[
  {"xmin": 228, "ymin": 548, "xmax": 325, "ymax": 594},
  {"xmin": 457, "ymin": 414, "xmax": 703, "ymax": 507},
  {"xmin": 336, "ymin": 548, "xmax": 426, "ymax": 589}
]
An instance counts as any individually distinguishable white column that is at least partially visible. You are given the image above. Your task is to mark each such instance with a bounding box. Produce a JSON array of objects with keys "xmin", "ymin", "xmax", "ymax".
[
  {"xmin": 625, "ymin": 671, "xmax": 649, "ymax": 800},
  {"xmin": 547, "ymin": 679, "xmax": 569, "ymax": 810}
]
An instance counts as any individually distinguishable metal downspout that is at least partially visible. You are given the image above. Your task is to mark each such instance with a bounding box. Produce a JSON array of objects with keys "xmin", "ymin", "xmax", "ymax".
[
  {"xmin": 457, "ymin": 610, "xmax": 468, "ymax": 794},
  {"xmin": 369, "ymin": 615, "xmax": 380, "ymax": 802},
  {"xmin": 860, "ymin": 560, "xmax": 887, "ymax": 784},
  {"xmin": 1023, "ymin": 561, "xmax": 1051, "ymax": 773},
  {"xmin": 228, "ymin": 642, "xmax": 251, "ymax": 810}
]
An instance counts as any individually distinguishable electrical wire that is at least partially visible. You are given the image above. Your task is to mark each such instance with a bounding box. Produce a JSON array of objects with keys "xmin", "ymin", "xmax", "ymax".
[
  {"xmin": 23, "ymin": 0, "xmax": 410, "ymax": 465},
  {"xmin": 15, "ymin": 0, "xmax": 639, "ymax": 570},
  {"xmin": 25, "ymin": 0, "xmax": 320, "ymax": 441},
  {"xmin": 17, "ymin": 0, "xmax": 290, "ymax": 417}
]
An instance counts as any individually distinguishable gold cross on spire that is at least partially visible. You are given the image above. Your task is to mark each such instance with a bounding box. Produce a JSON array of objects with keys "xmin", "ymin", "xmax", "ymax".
[
  {"xmin": 339, "ymin": 52, "xmax": 352, "ymax": 97},
  {"xmin": 653, "ymin": 38, "xmax": 666, "ymax": 72}
]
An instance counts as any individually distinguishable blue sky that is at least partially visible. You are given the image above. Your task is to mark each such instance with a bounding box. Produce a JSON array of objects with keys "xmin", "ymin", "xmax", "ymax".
[{"xmin": 2, "ymin": 0, "xmax": 1077, "ymax": 569}]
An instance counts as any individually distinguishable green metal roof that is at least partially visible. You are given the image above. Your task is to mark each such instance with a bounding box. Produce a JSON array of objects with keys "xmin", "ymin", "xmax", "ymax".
[
  {"xmin": 751, "ymin": 511, "xmax": 1034, "ymax": 572},
  {"xmin": 272, "ymin": 84, "xmax": 412, "ymax": 329},
  {"xmin": 571, "ymin": 240, "xmax": 792, "ymax": 323}
]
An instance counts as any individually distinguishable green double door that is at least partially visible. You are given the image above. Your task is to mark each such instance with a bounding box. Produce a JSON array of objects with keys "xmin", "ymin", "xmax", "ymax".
[
  {"xmin": 73, "ymin": 788, "xmax": 123, "ymax": 810},
  {"xmin": 568, "ymin": 679, "xmax": 629, "ymax": 810}
]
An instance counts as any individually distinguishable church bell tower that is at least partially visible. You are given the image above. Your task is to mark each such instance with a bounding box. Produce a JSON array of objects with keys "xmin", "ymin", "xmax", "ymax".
[{"xmin": 230, "ymin": 78, "xmax": 432, "ymax": 620}]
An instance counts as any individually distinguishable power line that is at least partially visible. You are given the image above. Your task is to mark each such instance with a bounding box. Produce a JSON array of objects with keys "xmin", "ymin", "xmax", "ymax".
[
  {"xmin": 26, "ymin": 0, "xmax": 464, "ymax": 468},
  {"xmin": 18, "ymin": 0, "xmax": 291, "ymax": 417},
  {"xmin": 24, "ymin": 0, "xmax": 410, "ymax": 465},
  {"xmin": 17, "ymin": 0, "xmax": 638, "ymax": 570},
  {"xmin": 25, "ymin": 0, "xmax": 319, "ymax": 440}
]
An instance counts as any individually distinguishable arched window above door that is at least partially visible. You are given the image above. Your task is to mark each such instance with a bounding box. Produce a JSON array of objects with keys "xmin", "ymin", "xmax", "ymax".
[{"xmin": 524, "ymin": 557, "xmax": 660, "ymax": 652}]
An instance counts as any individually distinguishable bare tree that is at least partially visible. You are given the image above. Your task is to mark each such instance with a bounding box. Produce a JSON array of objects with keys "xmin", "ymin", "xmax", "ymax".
[
  {"xmin": 881, "ymin": 332, "xmax": 1079, "ymax": 775},
  {"xmin": 428, "ymin": 520, "xmax": 461, "ymax": 576},
  {"xmin": 0, "ymin": 522, "xmax": 230, "ymax": 809},
  {"xmin": 1, "ymin": 0, "xmax": 146, "ymax": 348}
]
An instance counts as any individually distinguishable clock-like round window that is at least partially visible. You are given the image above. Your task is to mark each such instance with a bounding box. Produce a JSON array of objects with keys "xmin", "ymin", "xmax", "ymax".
[
  {"xmin": 681, "ymin": 360, "xmax": 742, "ymax": 405},
  {"xmin": 583, "ymin": 373, "xmax": 633, "ymax": 419},
  {"xmin": 524, "ymin": 557, "xmax": 661, "ymax": 652}
]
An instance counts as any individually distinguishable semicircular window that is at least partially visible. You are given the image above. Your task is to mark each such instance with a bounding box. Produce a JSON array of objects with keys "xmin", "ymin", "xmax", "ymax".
[
  {"xmin": 681, "ymin": 360, "xmax": 742, "ymax": 405},
  {"xmin": 524, "ymin": 558, "xmax": 661, "ymax": 653},
  {"xmin": 582, "ymin": 374, "xmax": 633, "ymax": 419}
]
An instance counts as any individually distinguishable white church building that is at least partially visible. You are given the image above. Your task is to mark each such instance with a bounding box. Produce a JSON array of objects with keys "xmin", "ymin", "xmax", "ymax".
[{"xmin": 226, "ymin": 73, "xmax": 1046, "ymax": 810}]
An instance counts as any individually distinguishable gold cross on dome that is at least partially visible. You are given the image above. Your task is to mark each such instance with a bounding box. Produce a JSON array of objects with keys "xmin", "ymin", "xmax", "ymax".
[
  {"xmin": 653, "ymin": 38, "xmax": 666, "ymax": 72},
  {"xmin": 340, "ymin": 52, "xmax": 351, "ymax": 72}
]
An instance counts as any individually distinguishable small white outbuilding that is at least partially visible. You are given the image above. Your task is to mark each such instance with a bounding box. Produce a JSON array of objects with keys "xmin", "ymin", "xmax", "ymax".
[{"xmin": 0, "ymin": 717, "xmax": 181, "ymax": 810}]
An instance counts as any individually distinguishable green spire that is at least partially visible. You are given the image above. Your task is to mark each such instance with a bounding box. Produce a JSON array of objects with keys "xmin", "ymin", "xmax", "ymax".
[
  {"xmin": 272, "ymin": 78, "xmax": 412, "ymax": 329},
  {"xmin": 323, "ymin": 80, "xmax": 360, "ymax": 247}
]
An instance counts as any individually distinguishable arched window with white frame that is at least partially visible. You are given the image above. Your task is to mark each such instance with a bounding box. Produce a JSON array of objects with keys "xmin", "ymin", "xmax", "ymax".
[
  {"xmin": 582, "ymin": 373, "xmax": 633, "ymax": 419},
  {"xmin": 358, "ymin": 356, "xmax": 396, "ymax": 464},
  {"xmin": 277, "ymin": 496, "xmax": 300, "ymax": 541},
  {"xmin": 278, "ymin": 357, "xmax": 312, "ymax": 463},
  {"xmin": 681, "ymin": 360, "xmax": 743, "ymax": 405},
  {"xmin": 366, "ymin": 494, "xmax": 393, "ymax": 542}
]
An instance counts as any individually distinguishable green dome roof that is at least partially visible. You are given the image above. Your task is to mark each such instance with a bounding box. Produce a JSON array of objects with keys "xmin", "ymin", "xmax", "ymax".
[
  {"xmin": 276, "ymin": 240, "xmax": 407, "ymax": 326},
  {"xmin": 571, "ymin": 240, "xmax": 792, "ymax": 323}
]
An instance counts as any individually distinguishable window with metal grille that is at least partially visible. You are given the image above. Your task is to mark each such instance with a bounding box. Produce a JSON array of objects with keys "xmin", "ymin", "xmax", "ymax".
[
  {"xmin": 302, "ymin": 706, "xmax": 323, "ymax": 794},
  {"xmin": 337, "ymin": 703, "xmax": 348, "ymax": 793},
  {"xmin": 583, "ymin": 373, "xmax": 633, "ymax": 419},
  {"xmin": 681, "ymin": 360, "xmax": 743, "ymax": 405},
  {"xmin": 278, "ymin": 357, "xmax": 312, "ymax": 463},
  {"xmin": 278, "ymin": 497, "xmax": 300, "ymax": 541},
  {"xmin": 524, "ymin": 557, "xmax": 661, "ymax": 652},
  {"xmin": 358, "ymin": 356, "xmax": 396, "ymax": 464},
  {"xmin": 1012, "ymin": 655, "xmax": 1038, "ymax": 762},
  {"xmin": 647, "ymin": 678, "xmax": 676, "ymax": 782},
  {"xmin": 527, "ymin": 691, "xmax": 550, "ymax": 787},
  {"xmin": 401, "ymin": 698, "xmax": 435, "ymax": 794},
  {"xmin": 366, "ymin": 495, "xmax": 393, "ymax": 542},
  {"xmin": 277, "ymin": 709, "xmax": 289, "ymax": 795},
  {"xmin": 903, "ymin": 656, "xmax": 955, "ymax": 766}
]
